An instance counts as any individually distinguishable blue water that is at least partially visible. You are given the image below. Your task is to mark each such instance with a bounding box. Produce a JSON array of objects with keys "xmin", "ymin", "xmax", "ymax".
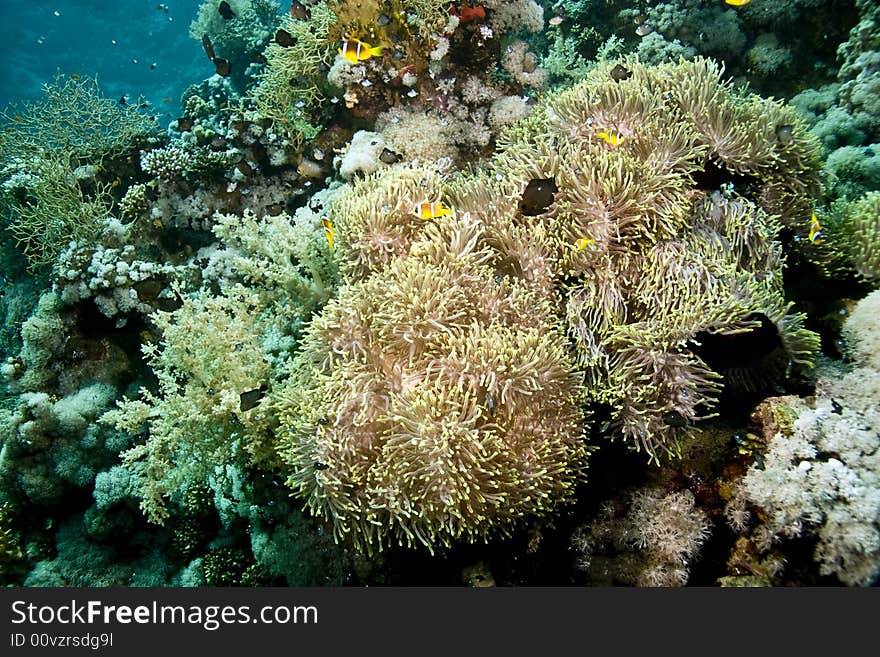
[{"xmin": 0, "ymin": 1, "xmax": 206, "ymax": 119}]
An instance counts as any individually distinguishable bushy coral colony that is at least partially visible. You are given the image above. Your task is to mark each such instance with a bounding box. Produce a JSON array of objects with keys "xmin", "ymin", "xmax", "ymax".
[{"xmin": 0, "ymin": 0, "xmax": 878, "ymax": 586}]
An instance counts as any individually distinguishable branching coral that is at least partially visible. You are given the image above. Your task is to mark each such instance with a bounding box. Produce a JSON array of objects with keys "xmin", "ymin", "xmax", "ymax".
[
  {"xmin": 100, "ymin": 285, "xmax": 278, "ymax": 524},
  {"xmin": 0, "ymin": 74, "xmax": 155, "ymax": 269},
  {"xmin": 1, "ymin": 152, "xmax": 112, "ymax": 269},
  {"xmin": 0, "ymin": 73, "xmax": 156, "ymax": 164},
  {"xmin": 212, "ymin": 202, "xmax": 339, "ymax": 319},
  {"xmin": 252, "ymin": 2, "xmax": 337, "ymax": 142}
]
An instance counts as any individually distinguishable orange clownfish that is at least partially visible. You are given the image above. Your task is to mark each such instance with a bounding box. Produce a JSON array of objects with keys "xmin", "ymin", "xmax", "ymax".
[
  {"xmin": 413, "ymin": 200, "xmax": 453, "ymax": 220},
  {"xmin": 322, "ymin": 217, "xmax": 335, "ymax": 249},
  {"xmin": 338, "ymin": 38, "xmax": 385, "ymax": 64},
  {"xmin": 597, "ymin": 129, "xmax": 624, "ymax": 146},
  {"xmin": 808, "ymin": 212, "xmax": 823, "ymax": 244}
]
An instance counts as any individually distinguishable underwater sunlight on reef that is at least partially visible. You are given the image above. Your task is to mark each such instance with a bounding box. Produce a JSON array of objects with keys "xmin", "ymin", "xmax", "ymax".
[{"xmin": 0, "ymin": 0, "xmax": 878, "ymax": 594}]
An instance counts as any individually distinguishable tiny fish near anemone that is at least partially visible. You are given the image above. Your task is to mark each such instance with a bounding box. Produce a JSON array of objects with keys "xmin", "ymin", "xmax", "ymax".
[
  {"xmin": 519, "ymin": 178, "xmax": 559, "ymax": 216},
  {"xmin": 724, "ymin": 0, "xmax": 751, "ymax": 5},
  {"xmin": 339, "ymin": 37, "xmax": 385, "ymax": 64},
  {"xmin": 322, "ymin": 217, "xmax": 335, "ymax": 249},
  {"xmin": 808, "ymin": 212, "xmax": 823, "ymax": 243},
  {"xmin": 610, "ymin": 64, "xmax": 632, "ymax": 81}
]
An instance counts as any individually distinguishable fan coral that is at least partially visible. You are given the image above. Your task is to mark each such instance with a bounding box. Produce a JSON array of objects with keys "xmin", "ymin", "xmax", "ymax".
[{"xmin": 274, "ymin": 212, "xmax": 590, "ymax": 553}]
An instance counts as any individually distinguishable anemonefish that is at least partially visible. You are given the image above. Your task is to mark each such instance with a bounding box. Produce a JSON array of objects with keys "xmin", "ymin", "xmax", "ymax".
[
  {"xmin": 322, "ymin": 217, "xmax": 335, "ymax": 249},
  {"xmin": 597, "ymin": 129, "xmax": 624, "ymax": 146},
  {"xmin": 339, "ymin": 38, "xmax": 385, "ymax": 64},
  {"xmin": 574, "ymin": 237, "xmax": 596, "ymax": 251},
  {"xmin": 413, "ymin": 200, "xmax": 453, "ymax": 220},
  {"xmin": 808, "ymin": 212, "xmax": 823, "ymax": 243},
  {"xmin": 724, "ymin": 0, "xmax": 751, "ymax": 6}
]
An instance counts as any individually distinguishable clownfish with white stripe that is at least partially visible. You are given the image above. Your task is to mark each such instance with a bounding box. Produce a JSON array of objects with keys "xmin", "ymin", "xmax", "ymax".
[
  {"xmin": 322, "ymin": 217, "xmax": 335, "ymax": 249},
  {"xmin": 339, "ymin": 37, "xmax": 385, "ymax": 64},
  {"xmin": 413, "ymin": 200, "xmax": 453, "ymax": 220},
  {"xmin": 597, "ymin": 129, "xmax": 625, "ymax": 146},
  {"xmin": 808, "ymin": 211, "xmax": 823, "ymax": 244}
]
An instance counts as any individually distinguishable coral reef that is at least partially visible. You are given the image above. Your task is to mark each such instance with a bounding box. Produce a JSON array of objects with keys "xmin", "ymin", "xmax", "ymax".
[
  {"xmin": 456, "ymin": 57, "xmax": 822, "ymax": 461},
  {"xmin": 100, "ymin": 284, "xmax": 278, "ymax": 524},
  {"xmin": 1, "ymin": 0, "xmax": 866, "ymax": 588},
  {"xmin": 0, "ymin": 74, "xmax": 156, "ymax": 268},
  {"xmin": 725, "ymin": 290, "xmax": 880, "ymax": 586}
]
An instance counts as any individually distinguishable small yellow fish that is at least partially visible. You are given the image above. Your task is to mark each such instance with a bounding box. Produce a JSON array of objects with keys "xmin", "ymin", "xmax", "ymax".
[
  {"xmin": 597, "ymin": 129, "xmax": 624, "ymax": 146},
  {"xmin": 808, "ymin": 212, "xmax": 823, "ymax": 243},
  {"xmin": 574, "ymin": 237, "xmax": 596, "ymax": 251},
  {"xmin": 322, "ymin": 217, "xmax": 335, "ymax": 249},
  {"xmin": 338, "ymin": 38, "xmax": 385, "ymax": 64},
  {"xmin": 413, "ymin": 200, "xmax": 453, "ymax": 220},
  {"xmin": 724, "ymin": 0, "xmax": 751, "ymax": 5},
  {"xmin": 110, "ymin": 177, "xmax": 122, "ymax": 188}
]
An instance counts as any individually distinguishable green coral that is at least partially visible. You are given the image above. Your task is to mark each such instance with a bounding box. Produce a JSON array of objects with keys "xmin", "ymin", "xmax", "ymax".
[
  {"xmin": 0, "ymin": 74, "xmax": 155, "ymax": 268},
  {"xmin": 212, "ymin": 206, "xmax": 338, "ymax": 321},
  {"xmin": 0, "ymin": 73, "xmax": 156, "ymax": 163},
  {"xmin": 1, "ymin": 152, "xmax": 111, "ymax": 268},
  {"xmin": 101, "ymin": 285, "xmax": 277, "ymax": 524},
  {"xmin": 252, "ymin": 2, "xmax": 337, "ymax": 143},
  {"xmin": 823, "ymin": 144, "xmax": 880, "ymax": 201}
]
